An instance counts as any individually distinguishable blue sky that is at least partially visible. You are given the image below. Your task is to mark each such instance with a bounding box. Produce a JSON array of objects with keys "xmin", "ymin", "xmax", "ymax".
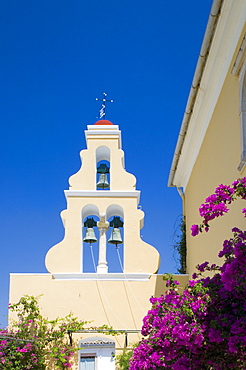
[{"xmin": 0, "ymin": 0, "xmax": 213, "ymax": 327}]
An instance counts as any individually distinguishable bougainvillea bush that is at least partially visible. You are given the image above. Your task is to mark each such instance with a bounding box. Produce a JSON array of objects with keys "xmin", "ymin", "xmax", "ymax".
[
  {"xmin": 0, "ymin": 328, "xmax": 39, "ymax": 370},
  {"xmin": 130, "ymin": 178, "xmax": 246, "ymax": 370},
  {"xmin": 0, "ymin": 295, "xmax": 113, "ymax": 369},
  {"xmin": 0, "ymin": 295, "xmax": 87, "ymax": 369},
  {"xmin": 191, "ymin": 177, "xmax": 246, "ymax": 236}
]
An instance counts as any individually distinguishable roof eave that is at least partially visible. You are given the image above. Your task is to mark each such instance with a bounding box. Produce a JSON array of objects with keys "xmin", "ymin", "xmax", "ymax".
[{"xmin": 168, "ymin": 0, "xmax": 224, "ymax": 188}]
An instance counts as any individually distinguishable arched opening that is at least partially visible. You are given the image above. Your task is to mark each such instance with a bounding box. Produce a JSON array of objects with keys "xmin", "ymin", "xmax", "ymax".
[
  {"xmin": 106, "ymin": 205, "xmax": 124, "ymax": 273},
  {"xmin": 82, "ymin": 204, "xmax": 125, "ymax": 273},
  {"xmin": 96, "ymin": 146, "xmax": 110, "ymax": 190},
  {"xmin": 82, "ymin": 205, "xmax": 100, "ymax": 273}
]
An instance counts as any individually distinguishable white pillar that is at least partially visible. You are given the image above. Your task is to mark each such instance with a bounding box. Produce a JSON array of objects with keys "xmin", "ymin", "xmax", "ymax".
[{"xmin": 97, "ymin": 214, "xmax": 109, "ymax": 273}]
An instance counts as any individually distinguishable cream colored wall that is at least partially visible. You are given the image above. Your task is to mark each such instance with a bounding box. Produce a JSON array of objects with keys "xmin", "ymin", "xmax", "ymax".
[
  {"xmin": 9, "ymin": 273, "xmax": 188, "ymax": 350},
  {"xmin": 185, "ymin": 66, "xmax": 246, "ymax": 275}
]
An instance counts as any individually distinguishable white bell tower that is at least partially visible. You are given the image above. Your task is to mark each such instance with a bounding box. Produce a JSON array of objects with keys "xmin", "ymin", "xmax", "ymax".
[{"xmin": 45, "ymin": 119, "xmax": 160, "ymax": 276}]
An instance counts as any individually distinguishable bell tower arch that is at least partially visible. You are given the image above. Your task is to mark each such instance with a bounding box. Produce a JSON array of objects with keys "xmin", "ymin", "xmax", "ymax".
[
  {"xmin": 45, "ymin": 119, "xmax": 160, "ymax": 275},
  {"xmin": 96, "ymin": 146, "xmax": 110, "ymax": 190}
]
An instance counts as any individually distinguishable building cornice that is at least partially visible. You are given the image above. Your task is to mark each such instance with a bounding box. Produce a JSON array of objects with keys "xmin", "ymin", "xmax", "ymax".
[
  {"xmin": 169, "ymin": 0, "xmax": 246, "ymax": 190},
  {"xmin": 52, "ymin": 273, "xmax": 151, "ymax": 281},
  {"xmin": 168, "ymin": 0, "xmax": 224, "ymax": 189},
  {"xmin": 65, "ymin": 190, "xmax": 141, "ymax": 203}
]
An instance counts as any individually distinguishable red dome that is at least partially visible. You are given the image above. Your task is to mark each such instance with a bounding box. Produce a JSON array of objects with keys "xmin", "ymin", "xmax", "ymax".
[{"xmin": 94, "ymin": 119, "xmax": 113, "ymax": 125}]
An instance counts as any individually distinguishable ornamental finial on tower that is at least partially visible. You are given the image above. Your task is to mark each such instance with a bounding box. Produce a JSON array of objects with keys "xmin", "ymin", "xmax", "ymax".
[{"xmin": 96, "ymin": 92, "xmax": 113, "ymax": 120}]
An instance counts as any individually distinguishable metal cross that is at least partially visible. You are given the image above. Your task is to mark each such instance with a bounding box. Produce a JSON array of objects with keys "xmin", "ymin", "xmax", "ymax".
[{"xmin": 96, "ymin": 92, "xmax": 113, "ymax": 119}]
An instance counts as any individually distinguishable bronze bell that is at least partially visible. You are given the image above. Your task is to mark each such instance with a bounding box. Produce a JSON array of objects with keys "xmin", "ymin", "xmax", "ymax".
[
  {"xmin": 97, "ymin": 173, "xmax": 110, "ymax": 189},
  {"xmin": 108, "ymin": 228, "xmax": 123, "ymax": 245},
  {"xmin": 83, "ymin": 228, "xmax": 98, "ymax": 244}
]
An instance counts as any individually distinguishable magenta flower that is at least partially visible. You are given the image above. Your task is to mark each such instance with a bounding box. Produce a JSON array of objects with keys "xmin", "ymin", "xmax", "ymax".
[
  {"xmin": 242, "ymin": 208, "xmax": 246, "ymax": 217},
  {"xmin": 191, "ymin": 224, "xmax": 199, "ymax": 236},
  {"xmin": 192, "ymin": 178, "xmax": 246, "ymax": 236}
]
